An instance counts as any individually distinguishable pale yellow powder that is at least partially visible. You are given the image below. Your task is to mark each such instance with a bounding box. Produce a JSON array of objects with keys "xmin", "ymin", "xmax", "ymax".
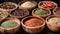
[{"xmin": 21, "ymin": 1, "xmax": 35, "ymax": 8}]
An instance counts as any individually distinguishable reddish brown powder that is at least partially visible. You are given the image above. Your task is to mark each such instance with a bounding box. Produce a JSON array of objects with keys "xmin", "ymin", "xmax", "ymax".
[{"xmin": 24, "ymin": 18, "xmax": 44, "ymax": 27}]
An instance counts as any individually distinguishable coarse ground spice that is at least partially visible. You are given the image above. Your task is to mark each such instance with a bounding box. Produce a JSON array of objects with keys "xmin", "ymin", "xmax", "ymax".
[
  {"xmin": 1, "ymin": 20, "xmax": 18, "ymax": 28},
  {"xmin": 34, "ymin": 8, "xmax": 48, "ymax": 16},
  {"xmin": 24, "ymin": 18, "xmax": 44, "ymax": 27},
  {"xmin": 0, "ymin": 11, "xmax": 6, "ymax": 18},
  {"xmin": 21, "ymin": 1, "xmax": 35, "ymax": 8},
  {"xmin": 11, "ymin": 9, "xmax": 29, "ymax": 16},
  {"xmin": 48, "ymin": 17, "xmax": 60, "ymax": 26}
]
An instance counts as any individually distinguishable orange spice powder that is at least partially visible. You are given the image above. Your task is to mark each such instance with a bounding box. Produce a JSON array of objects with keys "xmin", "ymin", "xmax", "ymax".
[{"xmin": 24, "ymin": 18, "xmax": 44, "ymax": 27}]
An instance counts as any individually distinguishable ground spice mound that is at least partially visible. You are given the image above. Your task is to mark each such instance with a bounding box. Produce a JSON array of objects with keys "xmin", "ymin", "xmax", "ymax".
[
  {"xmin": 1, "ymin": 20, "xmax": 18, "ymax": 28},
  {"xmin": 24, "ymin": 18, "xmax": 44, "ymax": 27},
  {"xmin": 21, "ymin": 1, "xmax": 35, "ymax": 8},
  {"xmin": 48, "ymin": 17, "xmax": 60, "ymax": 26},
  {"xmin": 11, "ymin": 9, "xmax": 29, "ymax": 16}
]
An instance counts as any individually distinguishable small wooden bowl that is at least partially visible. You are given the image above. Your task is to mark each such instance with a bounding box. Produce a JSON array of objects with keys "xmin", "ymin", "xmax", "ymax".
[
  {"xmin": 21, "ymin": 16, "xmax": 45, "ymax": 33},
  {"xmin": 46, "ymin": 15, "xmax": 60, "ymax": 32},
  {"xmin": 32, "ymin": 8, "xmax": 51, "ymax": 18},
  {"xmin": 10, "ymin": 8, "xmax": 29, "ymax": 19},
  {"xmin": 0, "ymin": 9, "xmax": 9, "ymax": 22},
  {"xmin": 0, "ymin": 17, "xmax": 21, "ymax": 34},
  {"xmin": 53, "ymin": 7, "xmax": 60, "ymax": 16},
  {"xmin": 0, "ymin": 2, "xmax": 18, "ymax": 13},
  {"xmin": 18, "ymin": 1, "xmax": 37, "ymax": 10},
  {"xmin": 38, "ymin": 1, "xmax": 58, "ymax": 10}
]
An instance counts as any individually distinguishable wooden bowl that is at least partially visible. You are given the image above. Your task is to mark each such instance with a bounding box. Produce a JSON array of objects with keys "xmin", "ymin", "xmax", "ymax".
[
  {"xmin": 38, "ymin": 1, "xmax": 58, "ymax": 10},
  {"xmin": 0, "ymin": 2, "xmax": 18, "ymax": 13},
  {"xmin": 46, "ymin": 15, "xmax": 60, "ymax": 32},
  {"xmin": 0, "ymin": 17, "xmax": 21, "ymax": 34},
  {"xmin": 32, "ymin": 8, "xmax": 51, "ymax": 18},
  {"xmin": 10, "ymin": 8, "xmax": 29, "ymax": 19},
  {"xmin": 21, "ymin": 16, "xmax": 45, "ymax": 33},
  {"xmin": 18, "ymin": 1, "xmax": 37, "ymax": 10},
  {"xmin": 0, "ymin": 9, "xmax": 9, "ymax": 22},
  {"xmin": 53, "ymin": 7, "xmax": 60, "ymax": 16}
]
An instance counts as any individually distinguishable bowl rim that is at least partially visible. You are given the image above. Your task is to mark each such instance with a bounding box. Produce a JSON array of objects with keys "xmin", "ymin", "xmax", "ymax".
[
  {"xmin": 0, "ymin": 2, "xmax": 18, "ymax": 11},
  {"xmin": 21, "ymin": 16, "xmax": 45, "ymax": 29},
  {"xmin": 32, "ymin": 8, "xmax": 51, "ymax": 17},
  {"xmin": 10, "ymin": 8, "xmax": 29, "ymax": 18},
  {"xmin": 46, "ymin": 15, "xmax": 60, "ymax": 27},
  {"xmin": 18, "ymin": 1, "xmax": 37, "ymax": 10},
  {"xmin": 38, "ymin": 1, "xmax": 58, "ymax": 9},
  {"xmin": 0, "ymin": 17, "xmax": 20, "ymax": 30}
]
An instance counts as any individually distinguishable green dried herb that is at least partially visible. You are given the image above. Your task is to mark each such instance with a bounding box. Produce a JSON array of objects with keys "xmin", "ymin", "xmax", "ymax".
[
  {"xmin": 0, "ymin": 12, "xmax": 6, "ymax": 18},
  {"xmin": 1, "ymin": 20, "xmax": 18, "ymax": 28},
  {"xmin": 35, "ymin": 8, "xmax": 47, "ymax": 16}
]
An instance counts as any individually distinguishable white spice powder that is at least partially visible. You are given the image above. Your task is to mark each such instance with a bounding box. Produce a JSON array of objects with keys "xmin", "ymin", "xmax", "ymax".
[
  {"xmin": 48, "ymin": 17, "xmax": 60, "ymax": 26},
  {"xmin": 21, "ymin": 1, "xmax": 35, "ymax": 8}
]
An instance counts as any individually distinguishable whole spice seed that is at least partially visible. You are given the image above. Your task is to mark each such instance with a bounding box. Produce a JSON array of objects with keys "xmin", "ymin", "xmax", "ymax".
[
  {"xmin": 11, "ymin": 9, "xmax": 29, "ymax": 16},
  {"xmin": 1, "ymin": 20, "xmax": 18, "ymax": 28},
  {"xmin": 24, "ymin": 18, "xmax": 43, "ymax": 27},
  {"xmin": 34, "ymin": 8, "xmax": 48, "ymax": 16}
]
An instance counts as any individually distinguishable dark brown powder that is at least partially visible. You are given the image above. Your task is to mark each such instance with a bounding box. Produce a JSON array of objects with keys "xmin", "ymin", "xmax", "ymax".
[{"xmin": 11, "ymin": 9, "xmax": 29, "ymax": 16}]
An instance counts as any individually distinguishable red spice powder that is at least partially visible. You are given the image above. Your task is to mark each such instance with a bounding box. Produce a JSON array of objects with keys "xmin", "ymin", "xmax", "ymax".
[{"xmin": 24, "ymin": 18, "xmax": 44, "ymax": 27}]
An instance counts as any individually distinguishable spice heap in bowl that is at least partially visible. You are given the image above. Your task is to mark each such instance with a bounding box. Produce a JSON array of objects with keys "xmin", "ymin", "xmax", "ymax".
[
  {"xmin": 10, "ymin": 8, "xmax": 29, "ymax": 18},
  {"xmin": 53, "ymin": 7, "xmax": 60, "ymax": 16},
  {"xmin": 46, "ymin": 16, "xmax": 60, "ymax": 32},
  {"xmin": 18, "ymin": 1, "xmax": 37, "ymax": 10},
  {"xmin": 0, "ymin": 17, "xmax": 20, "ymax": 34},
  {"xmin": 21, "ymin": 16, "xmax": 45, "ymax": 33},
  {"xmin": 0, "ymin": 2, "xmax": 18, "ymax": 12},
  {"xmin": 25, "ymin": 18, "xmax": 43, "ymax": 27},
  {"xmin": 1, "ymin": 20, "xmax": 18, "ymax": 28},
  {"xmin": 35, "ymin": 8, "xmax": 48, "ymax": 16},
  {"xmin": 48, "ymin": 17, "xmax": 60, "ymax": 26},
  {"xmin": 32, "ymin": 8, "xmax": 51, "ymax": 18},
  {"xmin": 0, "ymin": 9, "xmax": 8, "ymax": 22},
  {"xmin": 38, "ymin": 1, "xmax": 58, "ymax": 10}
]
